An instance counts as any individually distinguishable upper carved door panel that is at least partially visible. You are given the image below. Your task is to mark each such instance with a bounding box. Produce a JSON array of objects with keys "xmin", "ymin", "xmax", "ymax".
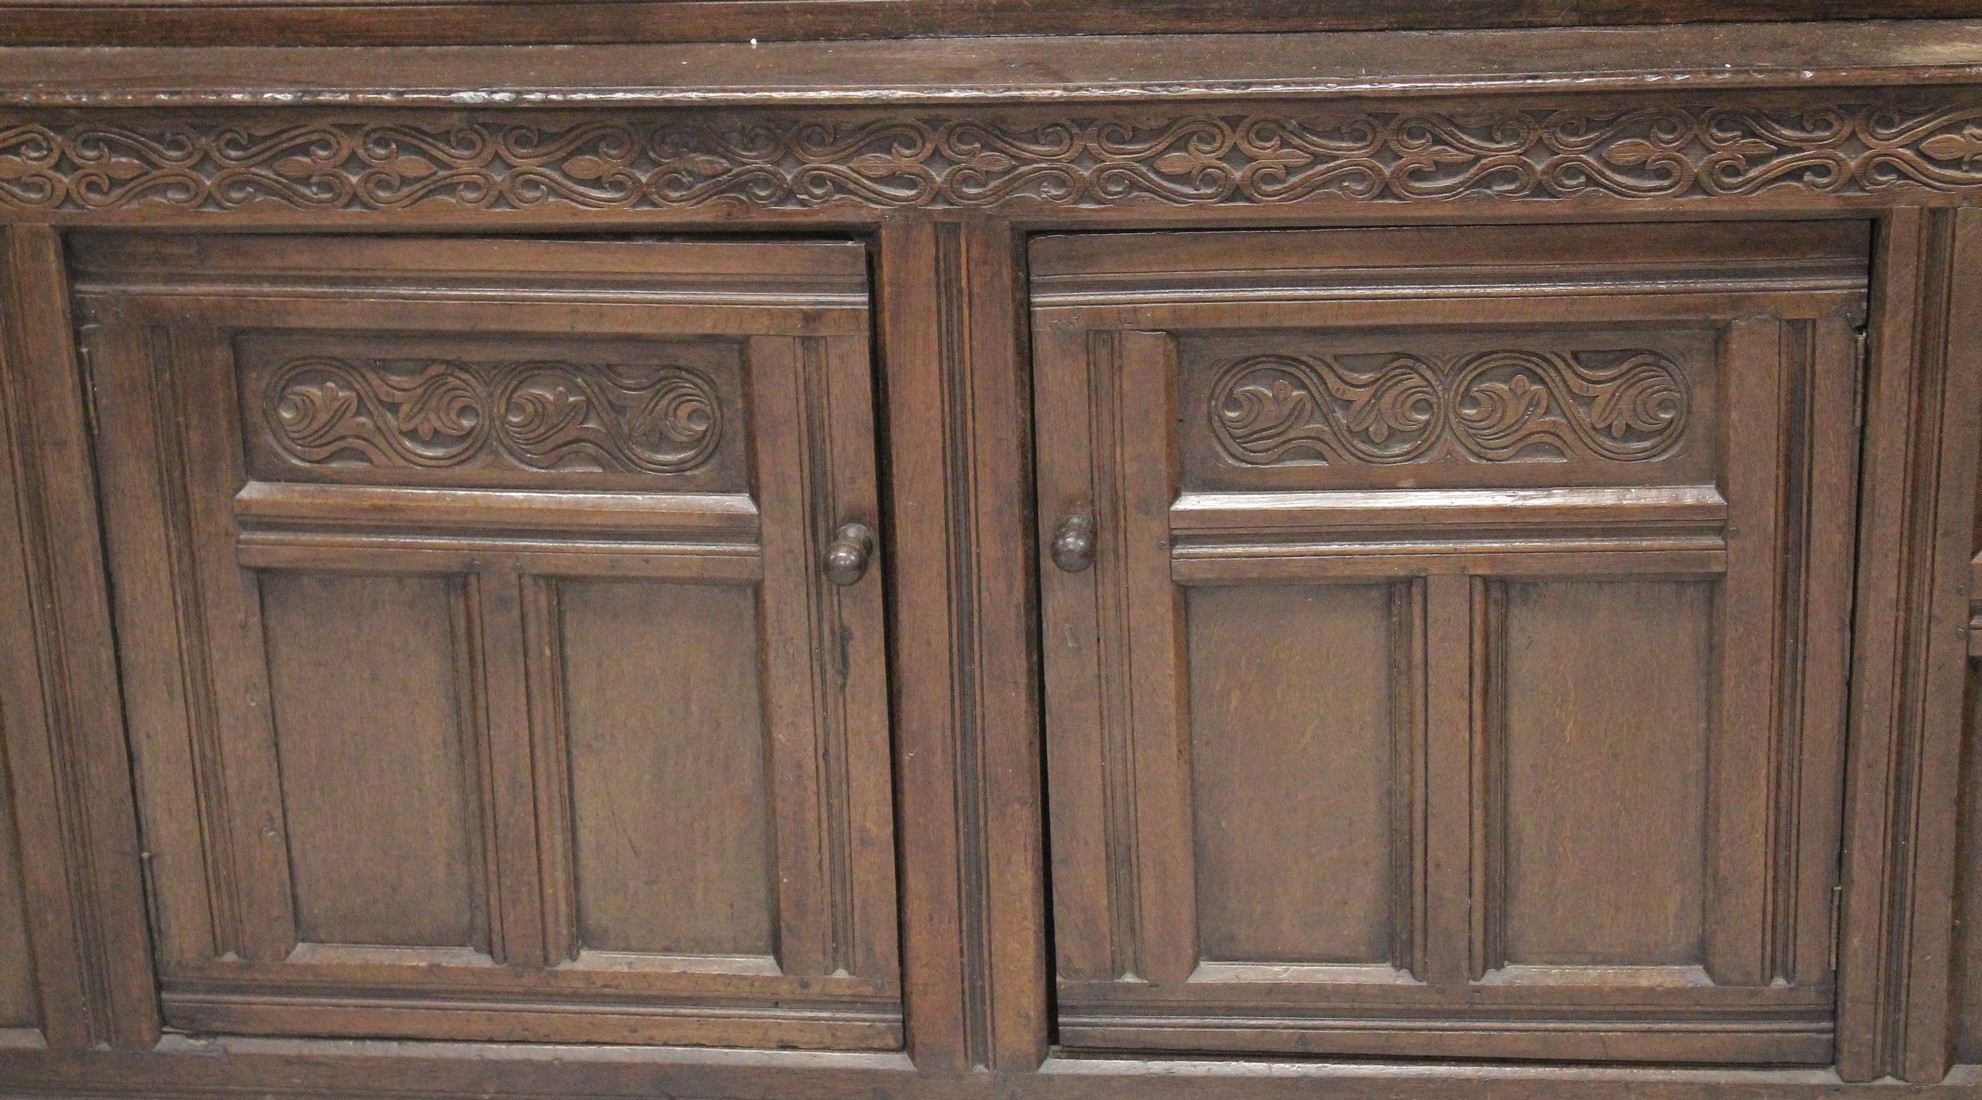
[
  {"xmin": 73, "ymin": 234, "xmax": 899, "ymax": 1049},
  {"xmin": 1031, "ymin": 222, "xmax": 1869, "ymax": 1063}
]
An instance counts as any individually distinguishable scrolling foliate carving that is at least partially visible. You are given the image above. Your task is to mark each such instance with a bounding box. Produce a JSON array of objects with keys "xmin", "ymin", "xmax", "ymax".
[
  {"xmin": 1210, "ymin": 349, "xmax": 1689, "ymax": 467},
  {"xmin": 264, "ymin": 357, "xmax": 722, "ymax": 474},
  {"xmin": 6, "ymin": 103, "xmax": 1982, "ymax": 213}
]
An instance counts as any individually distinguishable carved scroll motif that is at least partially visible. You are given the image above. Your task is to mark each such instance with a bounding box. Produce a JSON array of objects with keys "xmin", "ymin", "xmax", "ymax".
[
  {"xmin": 1209, "ymin": 349, "xmax": 1689, "ymax": 467},
  {"xmin": 9, "ymin": 104, "xmax": 1982, "ymax": 214},
  {"xmin": 264, "ymin": 357, "xmax": 722, "ymax": 474}
]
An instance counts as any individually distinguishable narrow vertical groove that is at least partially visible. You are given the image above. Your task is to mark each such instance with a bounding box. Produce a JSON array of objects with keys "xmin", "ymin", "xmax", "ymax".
[
  {"xmin": 936, "ymin": 221, "xmax": 993, "ymax": 1064},
  {"xmin": 1390, "ymin": 579, "xmax": 1425, "ymax": 981},
  {"xmin": 521, "ymin": 576, "xmax": 575, "ymax": 964},
  {"xmin": 1088, "ymin": 330, "xmax": 1138, "ymax": 983},
  {"xmin": 454, "ymin": 575, "xmax": 504, "ymax": 963},
  {"xmin": 142, "ymin": 326, "xmax": 236, "ymax": 962},
  {"xmin": 1771, "ymin": 318, "xmax": 1817, "ymax": 985}
]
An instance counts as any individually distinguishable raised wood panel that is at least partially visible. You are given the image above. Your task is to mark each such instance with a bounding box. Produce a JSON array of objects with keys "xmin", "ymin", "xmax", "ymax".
[
  {"xmin": 235, "ymin": 332, "xmax": 748, "ymax": 494},
  {"xmin": 1179, "ymin": 327, "xmax": 1719, "ymax": 493},
  {"xmin": 1187, "ymin": 582, "xmax": 1403, "ymax": 968},
  {"xmin": 557, "ymin": 579, "xmax": 773, "ymax": 960},
  {"xmin": 1035, "ymin": 220, "xmax": 1864, "ymax": 1065},
  {"xmin": 260, "ymin": 571, "xmax": 488, "ymax": 953},
  {"xmin": 0, "ymin": 753, "xmax": 37, "ymax": 1028},
  {"xmin": 1496, "ymin": 580, "xmax": 1711, "ymax": 969},
  {"xmin": 76, "ymin": 233, "xmax": 900, "ymax": 1050}
]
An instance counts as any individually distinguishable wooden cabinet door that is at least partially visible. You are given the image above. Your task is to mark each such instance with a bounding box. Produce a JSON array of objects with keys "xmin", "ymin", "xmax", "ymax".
[
  {"xmin": 1031, "ymin": 222, "xmax": 1869, "ymax": 1064},
  {"xmin": 75, "ymin": 234, "xmax": 899, "ymax": 1049}
]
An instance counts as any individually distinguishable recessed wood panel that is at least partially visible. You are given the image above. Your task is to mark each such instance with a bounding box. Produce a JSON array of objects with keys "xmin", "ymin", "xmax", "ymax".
[
  {"xmin": 262, "ymin": 571, "xmax": 488, "ymax": 951},
  {"xmin": 1498, "ymin": 579, "xmax": 1711, "ymax": 968},
  {"xmin": 558, "ymin": 580, "xmax": 773, "ymax": 958},
  {"xmin": 1188, "ymin": 583, "xmax": 1399, "ymax": 966},
  {"xmin": 0, "ymin": 761, "xmax": 38, "ymax": 1028}
]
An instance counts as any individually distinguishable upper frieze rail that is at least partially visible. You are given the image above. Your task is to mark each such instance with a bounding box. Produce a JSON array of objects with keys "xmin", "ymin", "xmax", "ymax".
[{"xmin": 5, "ymin": 103, "xmax": 1982, "ymax": 215}]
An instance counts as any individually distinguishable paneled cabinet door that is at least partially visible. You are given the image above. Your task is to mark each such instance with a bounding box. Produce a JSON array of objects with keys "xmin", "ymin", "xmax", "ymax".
[
  {"xmin": 75, "ymin": 235, "xmax": 899, "ymax": 1049},
  {"xmin": 1031, "ymin": 222, "xmax": 1869, "ymax": 1064}
]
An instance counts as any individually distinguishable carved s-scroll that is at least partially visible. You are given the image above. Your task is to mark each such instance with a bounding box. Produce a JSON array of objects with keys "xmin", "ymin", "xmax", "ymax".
[
  {"xmin": 11, "ymin": 103, "xmax": 1982, "ymax": 214},
  {"xmin": 263, "ymin": 357, "xmax": 723, "ymax": 474},
  {"xmin": 1210, "ymin": 348, "xmax": 1689, "ymax": 466}
]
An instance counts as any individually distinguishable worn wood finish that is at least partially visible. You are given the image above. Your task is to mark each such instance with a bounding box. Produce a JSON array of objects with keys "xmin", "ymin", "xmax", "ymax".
[
  {"xmin": 0, "ymin": 226, "xmax": 157, "ymax": 1052},
  {"xmin": 73, "ymin": 233, "xmax": 901, "ymax": 1050},
  {"xmin": 0, "ymin": 1, "xmax": 1973, "ymax": 48},
  {"xmin": 1033, "ymin": 221, "xmax": 1867, "ymax": 1063},
  {"xmin": 0, "ymin": 13, "xmax": 1980, "ymax": 1100},
  {"xmin": 877, "ymin": 218, "xmax": 1047, "ymax": 1071}
]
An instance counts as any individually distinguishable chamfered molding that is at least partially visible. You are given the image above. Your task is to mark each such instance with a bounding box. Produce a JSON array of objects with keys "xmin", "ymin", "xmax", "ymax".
[{"xmin": 11, "ymin": 99, "xmax": 1982, "ymax": 217}]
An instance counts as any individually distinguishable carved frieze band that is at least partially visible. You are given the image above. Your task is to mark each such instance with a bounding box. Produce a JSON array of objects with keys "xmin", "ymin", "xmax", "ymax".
[
  {"xmin": 263, "ymin": 357, "xmax": 723, "ymax": 473},
  {"xmin": 1210, "ymin": 349, "xmax": 1689, "ymax": 466},
  {"xmin": 5, "ymin": 103, "xmax": 1982, "ymax": 213}
]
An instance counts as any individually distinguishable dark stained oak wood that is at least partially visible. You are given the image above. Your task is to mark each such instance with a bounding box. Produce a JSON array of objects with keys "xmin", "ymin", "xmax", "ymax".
[
  {"xmin": 12, "ymin": 22, "xmax": 1982, "ymax": 106},
  {"xmin": 1, "ymin": 11, "xmax": 1981, "ymax": 1099},
  {"xmin": 0, "ymin": 0, "xmax": 1974, "ymax": 48},
  {"xmin": 877, "ymin": 218, "xmax": 1048, "ymax": 1072},
  {"xmin": 74, "ymin": 232, "xmax": 902, "ymax": 1051},
  {"xmin": 1032, "ymin": 220, "xmax": 1866, "ymax": 1064}
]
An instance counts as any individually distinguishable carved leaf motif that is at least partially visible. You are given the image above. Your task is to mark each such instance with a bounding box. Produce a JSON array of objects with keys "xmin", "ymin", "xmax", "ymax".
[
  {"xmin": 9, "ymin": 102, "xmax": 1982, "ymax": 213},
  {"xmin": 1210, "ymin": 348, "xmax": 1689, "ymax": 467},
  {"xmin": 1600, "ymin": 139, "xmax": 1660, "ymax": 166},
  {"xmin": 1920, "ymin": 128, "xmax": 1982, "ymax": 166},
  {"xmin": 263, "ymin": 357, "xmax": 723, "ymax": 474}
]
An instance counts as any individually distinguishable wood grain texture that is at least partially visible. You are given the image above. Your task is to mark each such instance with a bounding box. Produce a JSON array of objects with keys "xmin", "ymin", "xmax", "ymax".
[
  {"xmin": 1497, "ymin": 580, "xmax": 1711, "ymax": 968},
  {"xmin": 1187, "ymin": 583, "xmax": 1400, "ymax": 967},
  {"xmin": 878, "ymin": 219, "xmax": 1047, "ymax": 1071},
  {"xmin": 558, "ymin": 580, "xmax": 773, "ymax": 958},
  {"xmin": 261, "ymin": 572, "xmax": 488, "ymax": 952},
  {"xmin": 0, "ymin": 2, "xmax": 1972, "ymax": 48},
  {"xmin": 6, "ymin": 22, "xmax": 1982, "ymax": 98},
  {"xmin": 1037, "ymin": 217, "xmax": 1862, "ymax": 1065},
  {"xmin": 1837, "ymin": 208, "xmax": 1982, "ymax": 1082},
  {"xmin": 0, "ymin": 226, "xmax": 157, "ymax": 1049},
  {"xmin": 0, "ymin": 11, "xmax": 1977, "ymax": 1096},
  {"xmin": 73, "ymin": 231, "xmax": 900, "ymax": 1051},
  {"xmin": 0, "ymin": 743, "xmax": 38, "ymax": 1029}
]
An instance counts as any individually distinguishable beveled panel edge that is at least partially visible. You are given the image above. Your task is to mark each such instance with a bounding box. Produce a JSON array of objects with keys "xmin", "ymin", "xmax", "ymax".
[
  {"xmin": 65, "ymin": 234, "xmax": 870, "ymax": 307},
  {"xmin": 1032, "ymin": 221, "xmax": 1871, "ymax": 303}
]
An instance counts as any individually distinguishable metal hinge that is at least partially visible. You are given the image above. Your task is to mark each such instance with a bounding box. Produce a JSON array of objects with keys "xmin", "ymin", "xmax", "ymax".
[
  {"xmin": 1852, "ymin": 326, "xmax": 1870, "ymax": 431},
  {"xmin": 1830, "ymin": 883, "xmax": 1845, "ymax": 973}
]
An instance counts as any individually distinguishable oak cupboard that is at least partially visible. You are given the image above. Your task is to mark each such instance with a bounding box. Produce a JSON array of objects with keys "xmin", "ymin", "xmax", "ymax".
[{"xmin": 0, "ymin": 9, "xmax": 1980, "ymax": 1100}]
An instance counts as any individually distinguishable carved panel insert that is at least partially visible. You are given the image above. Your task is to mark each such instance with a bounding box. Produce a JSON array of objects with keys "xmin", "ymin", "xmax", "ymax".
[
  {"xmin": 235, "ymin": 333, "xmax": 748, "ymax": 491},
  {"xmin": 263, "ymin": 356, "xmax": 722, "ymax": 474},
  {"xmin": 1209, "ymin": 348, "xmax": 1690, "ymax": 468}
]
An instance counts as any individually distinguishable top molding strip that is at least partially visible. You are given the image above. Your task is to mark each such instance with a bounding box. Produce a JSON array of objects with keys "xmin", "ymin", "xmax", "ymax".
[
  {"xmin": 4, "ymin": 22, "xmax": 1982, "ymax": 107},
  {"xmin": 0, "ymin": 0, "xmax": 1973, "ymax": 49}
]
